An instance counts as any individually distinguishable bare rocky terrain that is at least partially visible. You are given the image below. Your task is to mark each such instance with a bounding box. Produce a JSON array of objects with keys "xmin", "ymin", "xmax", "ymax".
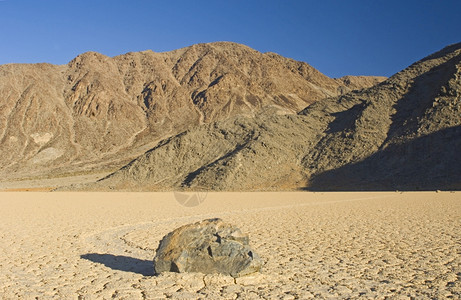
[
  {"xmin": 0, "ymin": 42, "xmax": 383, "ymax": 183},
  {"xmin": 76, "ymin": 42, "xmax": 461, "ymax": 191}
]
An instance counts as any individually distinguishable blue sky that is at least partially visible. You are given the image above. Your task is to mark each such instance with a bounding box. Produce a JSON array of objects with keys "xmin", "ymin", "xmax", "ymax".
[{"xmin": 0, "ymin": 0, "xmax": 459, "ymax": 78}]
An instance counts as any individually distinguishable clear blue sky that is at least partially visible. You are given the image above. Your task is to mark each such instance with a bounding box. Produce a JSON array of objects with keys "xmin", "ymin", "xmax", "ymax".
[{"xmin": 0, "ymin": 0, "xmax": 459, "ymax": 78}]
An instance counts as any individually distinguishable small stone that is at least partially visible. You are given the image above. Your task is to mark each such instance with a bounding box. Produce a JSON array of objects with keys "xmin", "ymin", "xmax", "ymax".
[{"xmin": 154, "ymin": 218, "xmax": 263, "ymax": 277}]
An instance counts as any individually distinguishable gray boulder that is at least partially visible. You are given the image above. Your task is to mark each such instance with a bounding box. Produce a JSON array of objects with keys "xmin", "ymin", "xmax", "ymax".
[{"xmin": 153, "ymin": 218, "xmax": 263, "ymax": 277}]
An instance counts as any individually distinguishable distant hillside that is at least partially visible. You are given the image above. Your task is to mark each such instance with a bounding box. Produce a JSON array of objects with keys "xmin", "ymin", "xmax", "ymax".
[
  {"xmin": 0, "ymin": 42, "xmax": 383, "ymax": 180},
  {"xmin": 80, "ymin": 43, "xmax": 461, "ymax": 191}
]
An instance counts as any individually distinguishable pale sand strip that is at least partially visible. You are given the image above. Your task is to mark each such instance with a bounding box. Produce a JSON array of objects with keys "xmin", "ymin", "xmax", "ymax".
[{"xmin": 0, "ymin": 192, "xmax": 459, "ymax": 299}]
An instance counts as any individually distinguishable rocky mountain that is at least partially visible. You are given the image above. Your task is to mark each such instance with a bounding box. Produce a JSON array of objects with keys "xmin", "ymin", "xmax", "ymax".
[
  {"xmin": 0, "ymin": 42, "xmax": 383, "ymax": 180},
  {"xmin": 81, "ymin": 42, "xmax": 461, "ymax": 191}
]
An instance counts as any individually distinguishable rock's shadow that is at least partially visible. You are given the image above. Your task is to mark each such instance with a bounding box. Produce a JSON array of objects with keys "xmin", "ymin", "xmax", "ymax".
[{"xmin": 81, "ymin": 253, "xmax": 154, "ymax": 276}]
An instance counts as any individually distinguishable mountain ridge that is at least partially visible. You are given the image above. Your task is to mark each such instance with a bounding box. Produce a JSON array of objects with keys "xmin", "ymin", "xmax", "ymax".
[
  {"xmin": 74, "ymin": 42, "xmax": 461, "ymax": 191},
  {"xmin": 0, "ymin": 42, "xmax": 385, "ymax": 180}
]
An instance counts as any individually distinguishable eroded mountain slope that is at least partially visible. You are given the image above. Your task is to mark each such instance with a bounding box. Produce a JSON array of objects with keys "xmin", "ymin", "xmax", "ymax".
[
  {"xmin": 0, "ymin": 42, "xmax": 384, "ymax": 180},
  {"xmin": 82, "ymin": 43, "xmax": 461, "ymax": 191}
]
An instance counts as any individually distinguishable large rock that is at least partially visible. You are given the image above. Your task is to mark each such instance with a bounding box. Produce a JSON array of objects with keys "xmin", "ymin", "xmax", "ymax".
[{"xmin": 153, "ymin": 218, "xmax": 263, "ymax": 277}]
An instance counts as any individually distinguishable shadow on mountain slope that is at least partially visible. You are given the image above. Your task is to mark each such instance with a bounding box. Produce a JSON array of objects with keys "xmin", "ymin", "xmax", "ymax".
[{"xmin": 307, "ymin": 125, "xmax": 461, "ymax": 191}]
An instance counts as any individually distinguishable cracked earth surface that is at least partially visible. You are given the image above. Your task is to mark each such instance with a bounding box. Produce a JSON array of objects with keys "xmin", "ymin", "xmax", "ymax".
[{"xmin": 0, "ymin": 192, "xmax": 459, "ymax": 299}]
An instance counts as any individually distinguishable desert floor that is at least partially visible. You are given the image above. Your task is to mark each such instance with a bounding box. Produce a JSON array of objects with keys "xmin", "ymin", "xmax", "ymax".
[{"xmin": 0, "ymin": 191, "xmax": 459, "ymax": 299}]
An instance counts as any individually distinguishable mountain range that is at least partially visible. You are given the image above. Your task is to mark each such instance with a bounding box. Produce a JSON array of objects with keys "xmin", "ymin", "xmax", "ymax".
[
  {"xmin": 0, "ymin": 42, "xmax": 384, "ymax": 182},
  {"xmin": 2, "ymin": 42, "xmax": 459, "ymax": 191}
]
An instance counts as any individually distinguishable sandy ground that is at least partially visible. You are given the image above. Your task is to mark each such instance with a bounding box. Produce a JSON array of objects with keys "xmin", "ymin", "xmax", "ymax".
[{"xmin": 0, "ymin": 192, "xmax": 459, "ymax": 299}]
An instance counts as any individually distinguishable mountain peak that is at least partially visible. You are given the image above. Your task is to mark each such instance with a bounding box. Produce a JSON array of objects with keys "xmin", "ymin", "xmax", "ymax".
[
  {"xmin": 0, "ymin": 42, "xmax": 386, "ymax": 181},
  {"xmin": 77, "ymin": 42, "xmax": 461, "ymax": 191},
  {"xmin": 68, "ymin": 51, "xmax": 111, "ymax": 67}
]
